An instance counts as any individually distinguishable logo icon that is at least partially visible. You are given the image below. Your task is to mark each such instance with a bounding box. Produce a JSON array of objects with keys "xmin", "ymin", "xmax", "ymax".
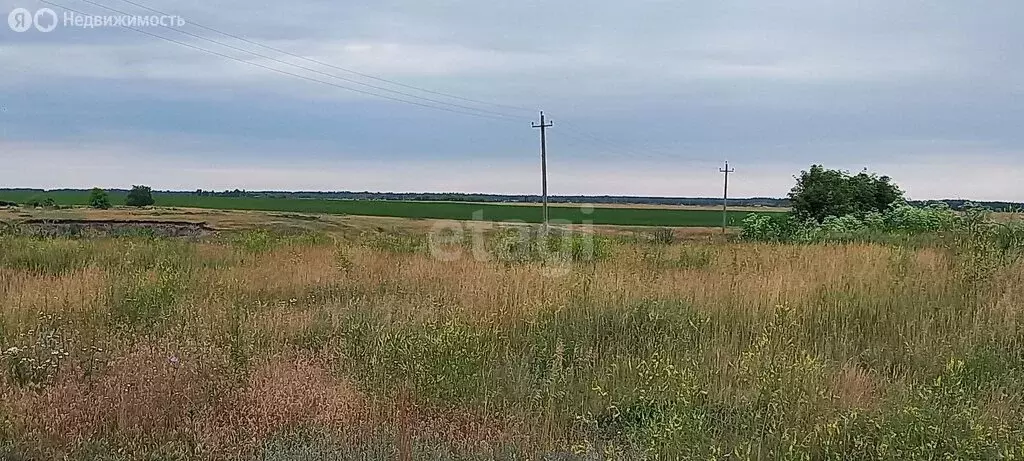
[
  {"xmin": 34, "ymin": 8, "xmax": 57, "ymax": 32},
  {"xmin": 8, "ymin": 7, "xmax": 32, "ymax": 32},
  {"xmin": 8, "ymin": 7, "xmax": 58, "ymax": 32}
]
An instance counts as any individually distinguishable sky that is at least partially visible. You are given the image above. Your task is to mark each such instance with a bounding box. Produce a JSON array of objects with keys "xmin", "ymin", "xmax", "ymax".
[{"xmin": 1, "ymin": 0, "xmax": 1022, "ymax": 200}]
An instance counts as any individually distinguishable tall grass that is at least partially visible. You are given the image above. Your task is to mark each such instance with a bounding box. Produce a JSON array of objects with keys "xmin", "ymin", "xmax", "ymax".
[{"xmin": 0, "ymin": 226, "xmax": 1022, "ymax": 459}]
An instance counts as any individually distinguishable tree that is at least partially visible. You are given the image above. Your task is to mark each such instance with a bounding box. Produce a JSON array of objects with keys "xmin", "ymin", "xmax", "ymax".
[
  {"xmin": 88, "ymin": 187, "xmax": 111, "ymax": 209},
  {"xmin": 789, "ymin": 165, "xmax": 903, "ymax": 223},
  {"xmin": 125, "ymin": 185, "xmax": 155, "ymax": 207}
]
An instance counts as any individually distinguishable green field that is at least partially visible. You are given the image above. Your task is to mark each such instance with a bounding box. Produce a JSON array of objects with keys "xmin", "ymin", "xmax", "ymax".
[{"xmin": 0, "ymin": 190, "xmax": 778, "ymax": 227}]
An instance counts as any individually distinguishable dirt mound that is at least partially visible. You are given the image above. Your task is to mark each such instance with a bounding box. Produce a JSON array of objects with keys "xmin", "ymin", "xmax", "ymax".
[{"xmin": 19, "ymin": 219, "xmax": 215, "ymax": 238}]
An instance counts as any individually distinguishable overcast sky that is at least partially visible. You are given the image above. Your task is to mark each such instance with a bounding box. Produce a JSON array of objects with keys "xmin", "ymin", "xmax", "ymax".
[{"xmin": 1, "ymin": 0, "xmax": 1022, "ymax": 200}]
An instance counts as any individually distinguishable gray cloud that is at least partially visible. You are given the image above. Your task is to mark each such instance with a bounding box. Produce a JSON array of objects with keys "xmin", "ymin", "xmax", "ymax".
[{"xmin": 1, "ymin": 0, "xmax": 1022, "ymax": 199}]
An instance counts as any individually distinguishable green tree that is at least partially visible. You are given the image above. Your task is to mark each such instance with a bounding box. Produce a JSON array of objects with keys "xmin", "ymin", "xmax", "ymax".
[
  {"xmin": 789, "ymin": 165, "xmax": 903, "ymax": 223},
  {"xmin": 125, "ymin": 185, "xmax": 155, "ymax": 207},
  {"xmin": 87, "ymin": 187, "xmax": 111, "ymax": 209},
  {"xmin": 849, "ymin": 170, "xmax": 903, "ymax": 215}
]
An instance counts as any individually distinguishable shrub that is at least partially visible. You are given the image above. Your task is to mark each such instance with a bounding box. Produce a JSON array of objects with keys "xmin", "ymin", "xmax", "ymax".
[
  {"xmin": 87, "ymin": 188, "xmax": 111, "ymax": 210},
  {"xmin": 740, "ymin": 213, "xmax": 800, "ymax": 242},
  {"xmin": 24, "ymin": 196, "xmax": 55, "ymax": 208},
  {"xmin": 820, "ymin": 214, "xmax": 867, "ymax": 235},
  {"xmin": 883, "ymin": 203, "xmax": 957, "ymax": 233},
  {"xmin": 994, "ymin": 220, "xmax": 1024, "ymax": 260},
  {"xmin": 740, "ymin": 201, "xmax": 1024, "ymax": 260},
  {"xmin": 125, "ymin": 185, "xmax": 155, "ymax": 207}
]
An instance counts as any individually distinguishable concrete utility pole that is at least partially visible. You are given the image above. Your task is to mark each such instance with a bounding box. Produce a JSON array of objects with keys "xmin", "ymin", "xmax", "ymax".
[
  {"xmin": 532, "ymin": 111, "xmax": 553, "ymax": 235},
  {"xmin": 0, "ymin": 106, "xmax": 7, "ymax": 142},
  {"xmin": 719, "ymin": 161, "xmax": 735, "ymax": 234}
]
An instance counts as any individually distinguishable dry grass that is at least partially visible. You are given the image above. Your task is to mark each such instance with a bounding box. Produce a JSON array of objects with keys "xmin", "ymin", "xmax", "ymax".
[
  {"xmin": 1, "ymin": 221, "xmax": 1023, "ymax": 459},
  {"xmin": 831, "ymin": 362, "xmax": 882, "ymax": 410},
  {"xmin": 993, "ymin": 211, "xmax": 1024, "ymax": 223},
  {"xmin": 0, "ymin": 267, "xmax": 108, "ymax": 323}
]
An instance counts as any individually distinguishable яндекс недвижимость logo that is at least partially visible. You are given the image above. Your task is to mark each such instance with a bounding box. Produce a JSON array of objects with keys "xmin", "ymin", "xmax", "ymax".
[
  {"xmin": 8, "ymin": 6, "xmax": 183, "ymax": 32},
  {"xmin": 8, "ymin": 7, "xmax": 57, "ymax": 32}
]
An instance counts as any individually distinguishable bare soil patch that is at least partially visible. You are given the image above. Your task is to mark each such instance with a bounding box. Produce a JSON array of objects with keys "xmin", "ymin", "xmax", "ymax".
[{"xmin": 18, "ymin": 219, "xmax": 215, "ymax": 238}]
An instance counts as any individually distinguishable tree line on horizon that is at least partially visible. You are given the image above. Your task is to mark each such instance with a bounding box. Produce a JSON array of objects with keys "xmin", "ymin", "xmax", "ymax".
[{"xmin": 1, "ymin": 169, "xmax": 1021, "ymax": 212}]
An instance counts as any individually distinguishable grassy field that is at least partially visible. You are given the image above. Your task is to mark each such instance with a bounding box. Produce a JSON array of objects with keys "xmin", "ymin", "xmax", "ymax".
[
  {"xmin": 1, "ymin": 212, "xmax": 1023, "ymax": 459},
  {"xmin": 0, "ymin": 207, "xmax": 736, "ymax": 241},
  {"xmin": 0, "ymin": 190, "xmax": 774, "ymax": 227},
  {"xmin": 474, "ymin": 201, "xmax": 785, "ymax": 213}
]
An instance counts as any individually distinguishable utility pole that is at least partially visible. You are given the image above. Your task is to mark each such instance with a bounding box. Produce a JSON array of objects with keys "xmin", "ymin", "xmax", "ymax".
[
  {"xmin": 532, "ymin": 111, "xmax": 553, "ymax": 235},
  {"xmin": 719, "ymin": 161, "xmax": 735, "ymax": 234},
  {"xmin": 0, "ymin": 106, "xmax": 7, "ymax": 143}
]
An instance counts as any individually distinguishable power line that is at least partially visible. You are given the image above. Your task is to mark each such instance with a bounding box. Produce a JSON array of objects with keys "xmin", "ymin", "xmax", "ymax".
[
  {"xmin": 37, "ymin": 0, "xmax": 521, "ymax": 122},
  {"xmin": 109, "ymin": 0, "xmax": 537, "ymax": 116},
  {"xmin": 551, "ymin": 129, "xmax": 657, "ymax": 162},
  {"xmin": 74, "ymin": 0, "xmax": 523, "ymax": 120},
  {"xmin": 75, "ymin": 0, "xmax": 726, "ymax": 166},
  {"xmin": 49, "ymin": 0, "xmax": 725, "ymax": 166},
  {"xmin": 36, "ymin": 0, "xmax": 727, "ymax": 173},
  {"xmin": 553, "ymin": 124, "xmax": 720, "ymax": 166},
  {"xmin": 550, "ymin": 115, "xmax": 718, "ymax": 163},
  {"xmin": 555, "ymin": 118, "xmax": 656, "ymax": 158}
]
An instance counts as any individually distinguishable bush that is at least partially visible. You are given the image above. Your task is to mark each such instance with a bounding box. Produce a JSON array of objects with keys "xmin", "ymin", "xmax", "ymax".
[
  {"xmin": 24, "ymin": 196, "xmax": 55, "ymax": 208},
  {"xmin": 740, "ymin": 202, "xmax": 1024, "ymax": 257},
  {"xmin": 820, "ymin": 214, "xmax": 867, "ymax": 235},
  {"xmin": 87, "ymin": 188, "xmax": 111, "ymax": 209},
  {"xmin": 740, "ymin": 213, "xmax": 800, "ymax": 242},
  {"xmin": 125, "ymin": 185, "xmax": 155, "ymax": 207},
  {"xmin": 883, "ymin": 204, "xmax": 957, "ymax": 233},
  {"xmin": 994, "ymin": 220, "xmax": 1024, "ymax": 260}
]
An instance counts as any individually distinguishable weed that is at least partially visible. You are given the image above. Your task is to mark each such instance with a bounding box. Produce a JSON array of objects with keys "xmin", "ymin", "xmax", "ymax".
[
  {"xmin": 1, "ymin": 313, "xmax": 69, "ymax": 390},
  {"xmin": 365, "ymin": 231, "xmax": 427, "ymax": 254},
  {"xmin": 1, "ymin": 217, "xmax": 1022, "ymax": 459},
  {"xmin": 650, "ymin": 227, "xmax": 675, "ymax": 245}
]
